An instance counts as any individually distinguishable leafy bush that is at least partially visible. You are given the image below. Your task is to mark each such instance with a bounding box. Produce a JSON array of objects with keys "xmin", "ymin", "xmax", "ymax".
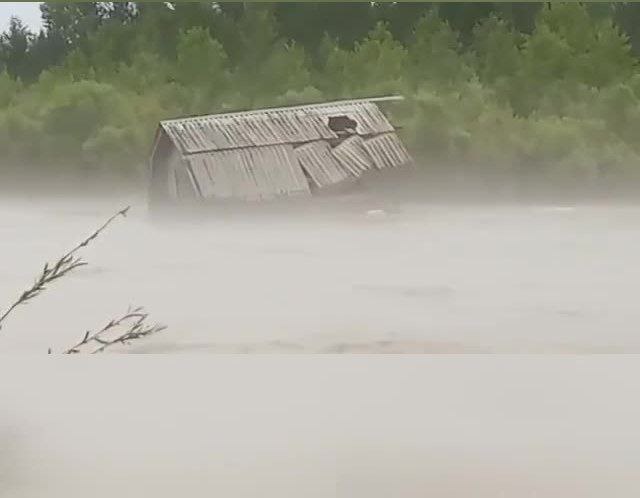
[{"xmin": 1, "ymin": 2, "xmax": 640, "ymax": 193}]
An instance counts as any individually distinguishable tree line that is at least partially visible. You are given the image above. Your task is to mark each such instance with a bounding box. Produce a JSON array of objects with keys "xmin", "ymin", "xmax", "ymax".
[{"xmin": 2, "ymin": 2, "xmax": 640, "ymax": 194}]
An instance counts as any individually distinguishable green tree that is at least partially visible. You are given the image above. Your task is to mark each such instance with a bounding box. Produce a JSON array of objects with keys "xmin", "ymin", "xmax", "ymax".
[
  {"xmin": 472, "ymin": 15, "xmax": 521, "ymax": 86},
  {"xmin": 535, "ymin": 3, "xmax": 635, "ymax": 87},
  {"xmin": 407, "ymin": 12, "xmax": 473, "ymax": 89},
  {"xmin": 321, "ymin": 22, "xmax": 407, "ymax": 98},
  {"xmin": 274, "ymin": 2, "xmax": 375, "ymax": 52},
  {"xmin": 40, "ymin": 2, "xmax": 100, "ymax": 47},
  {"xmin": 436, "ymin": 2, "xmax": 499, "ymax": 45},
  {"xmin": 0, "ymin": 17, "xmax": 32, "ymax": 81},
  {"xmin": 0, "ymin": 70, "xmax": 20, "ymax": 107},
  {"xmin": 174, "ymin": 27, "xmax": 229, "ymax": 112},
  {"xmin": 229, "ymin": 7, "xmax": 314, "ymax": 106},
  {"xmin": 176, "ymin": 27, "xmax": 228, "ymax": 89},
  {"xmin": 614, "ymin": 3, "xmax": 640, "ymax": 55}
]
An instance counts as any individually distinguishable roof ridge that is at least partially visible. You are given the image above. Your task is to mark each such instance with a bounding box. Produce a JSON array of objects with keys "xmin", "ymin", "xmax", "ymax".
[{"xmin": 160, "ymin": 95, "xmax": 404, "ymax": 125}]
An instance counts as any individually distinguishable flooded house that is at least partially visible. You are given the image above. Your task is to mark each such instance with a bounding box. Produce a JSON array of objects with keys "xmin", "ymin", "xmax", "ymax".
[{"xmin": 148, "ymin": 96, "xmax": 412, "ymax": 206}]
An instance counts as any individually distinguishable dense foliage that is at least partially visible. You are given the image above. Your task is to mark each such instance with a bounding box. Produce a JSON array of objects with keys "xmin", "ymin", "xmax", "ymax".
[{"xmin": 2, "ymin": 2, "xmax": 640, "ymax": 193}]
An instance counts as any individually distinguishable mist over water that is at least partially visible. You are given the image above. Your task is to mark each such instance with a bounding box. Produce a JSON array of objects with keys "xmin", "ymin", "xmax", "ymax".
[
  {"xmin": 2, "ymin": 358, "xmax": 640, "ymax": 497},
  {"xmin": 2, "ymin": 190, "xmax": 640, "ymax": 497},
  {"xmin": 1, "ymin": 192, "xmax": 639, "ymax": 353}
]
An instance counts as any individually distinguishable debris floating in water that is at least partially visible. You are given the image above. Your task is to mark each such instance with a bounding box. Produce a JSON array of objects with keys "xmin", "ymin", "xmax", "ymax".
[{"xmin": 366, "ymin": 209, "xmax": 387, "ymax": 218}]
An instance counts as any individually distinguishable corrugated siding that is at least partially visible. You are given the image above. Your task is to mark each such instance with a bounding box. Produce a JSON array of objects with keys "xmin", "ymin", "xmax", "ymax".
[
  {"xmin": 161, "ymin": 101, "xmax": 394, "ymax": 154},
  {"xmin": 294, "ymin": 141, "xmax": 350, "ymax": 188},
  {"xmin": 187, "ymin": 145, "xmax": 310, "ymax": 201},
  {"xmin": 175, "ymin": 160, "xmax": 197, "ymax": 198},
  {"xmin": 362, "ymin": 133, "xmax": 412, "ymax": 169},
  {"xmin": 331, "ymin": 135, "xmax": 374, "ymax": 176}
]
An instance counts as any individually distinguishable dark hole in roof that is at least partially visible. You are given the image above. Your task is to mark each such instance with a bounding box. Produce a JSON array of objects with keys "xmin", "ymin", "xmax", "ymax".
[{"xmin": 328, "ymin": 115, "xmax": 358, "ymax": 134}]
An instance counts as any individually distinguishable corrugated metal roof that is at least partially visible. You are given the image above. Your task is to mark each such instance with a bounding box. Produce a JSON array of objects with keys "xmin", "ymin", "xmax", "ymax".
[
  {"xmin": 155, "ymin": 96, "xmax": 412, "ymax": 202},
  {"xmin": 294, "ymin": 141, "xmax": 350, "ymax": 188},
  {"xmin": 331, "ymin": 135, "xmax": 375, "ymax": 176},
  {"xmin": 160, "ymin": 98, "xmax": 399, "ymax": 155},
  {"xmin": 363, "ymin": 133, "xmax": 412, "ymax": 170},
  {"xmin": 186, "ymin": 145, "xmax": 310, "ymax": 201}
]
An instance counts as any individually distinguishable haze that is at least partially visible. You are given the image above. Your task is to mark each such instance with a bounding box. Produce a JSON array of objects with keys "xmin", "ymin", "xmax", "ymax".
[
  {"xmin": 3, "ymin": 3, "xmax": 640, "ymax": 498},
  {"xmin": 1, "ymin": 188, "xmax": 638, "ymax": 353},
  {"xmin": 2, "ymin": 358, "xmax": 640, "ymax": 497}
]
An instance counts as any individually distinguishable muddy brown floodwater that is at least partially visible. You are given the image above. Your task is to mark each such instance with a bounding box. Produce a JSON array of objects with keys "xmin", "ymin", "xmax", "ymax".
[{"xmin": 1, "ymin": 196, "xmax": 639, "ymax": 353}]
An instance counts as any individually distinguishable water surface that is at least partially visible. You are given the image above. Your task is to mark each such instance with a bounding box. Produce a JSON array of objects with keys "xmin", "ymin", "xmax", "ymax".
[{"xmin": 1, "ymin": 198, "xmax": 638, "ymax": 353}]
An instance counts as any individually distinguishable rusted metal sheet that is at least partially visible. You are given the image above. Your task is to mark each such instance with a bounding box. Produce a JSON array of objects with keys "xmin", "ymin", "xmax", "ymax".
[
  {"xmin": 362, "ymin": 132, "xmax": 412, "ymax": 170},
  {"xmin": 187, "ymin": 145, "xmax": 310, "ymax": 201},
  {"xmin": 331, "ymin": 135, "xmax": 374, "ymax": 176},
  {"xmin": 294, "ymin": 141, "xmax": 350, "ymax": 188}
]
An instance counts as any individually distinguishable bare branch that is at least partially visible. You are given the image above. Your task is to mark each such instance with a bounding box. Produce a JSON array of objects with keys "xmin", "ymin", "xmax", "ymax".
[
  {"xmin": 63, "ymin": 306, "xmax": 166, "ymax": 354},
  {"xmin": 0, "ymin": 207, "xmax": 130, "ymax": 331}
]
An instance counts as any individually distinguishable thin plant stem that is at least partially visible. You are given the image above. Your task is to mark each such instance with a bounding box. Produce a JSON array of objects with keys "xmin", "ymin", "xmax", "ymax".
[
  {"xmin": 63, "ymin": 306, "xmax": 166, "ymax": 354},
  {"xmin": 0, "ymin": 206, "xmax": 130, "ymax": 331}
]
